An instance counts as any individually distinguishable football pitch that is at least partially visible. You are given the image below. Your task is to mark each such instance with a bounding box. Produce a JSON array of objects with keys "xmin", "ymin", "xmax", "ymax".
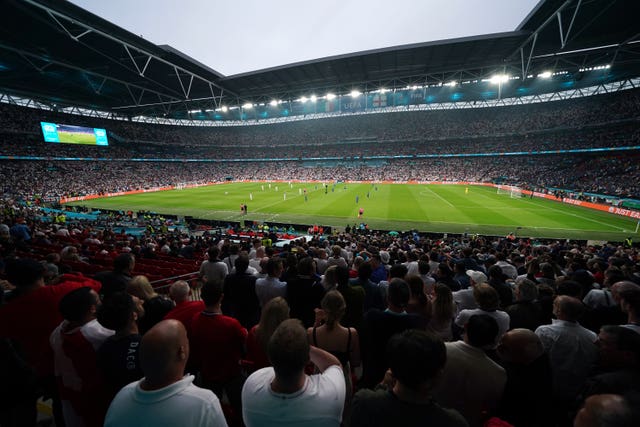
[
  {"xmin": 66, "ymin": 183, "xmax": 639, "ymax": 241},
  {"xmin": 57, "ymin": 131, "xmax": 97, "ymax": 145}
]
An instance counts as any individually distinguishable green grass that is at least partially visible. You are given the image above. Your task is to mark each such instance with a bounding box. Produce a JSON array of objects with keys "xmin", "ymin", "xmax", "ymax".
[
  {"xmin": 57, "ymin": 131, "xmax": 97, "ymax": 145},
  {"xmin": 65, "ymin": 183, "xmax": 639, "ymax": 241}
]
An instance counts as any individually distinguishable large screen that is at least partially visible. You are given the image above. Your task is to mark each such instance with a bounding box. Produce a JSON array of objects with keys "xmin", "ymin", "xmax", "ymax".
[{"xmin": 40, "ymin": 122, "xmax": 109, "ymax": 146}]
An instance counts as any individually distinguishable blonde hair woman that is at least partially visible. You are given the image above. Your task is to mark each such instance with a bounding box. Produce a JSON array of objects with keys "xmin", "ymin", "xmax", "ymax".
[
  {"xmin": 427, "ymin": 283, "xmax": 456, "ymax": 341},
  {"xmin": 126, "ymin": 275, "xmax": 173, "ymax": 334}
]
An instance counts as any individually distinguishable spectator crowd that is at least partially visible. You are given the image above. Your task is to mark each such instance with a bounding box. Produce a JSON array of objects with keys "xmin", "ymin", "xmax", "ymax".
[
  {"xmin": 1, "ymin": 200, "xmax": 640, "ymax": 426},
  {"xmin": 0, "ymin": 81, "xmax": 639, "ymax": 427}
]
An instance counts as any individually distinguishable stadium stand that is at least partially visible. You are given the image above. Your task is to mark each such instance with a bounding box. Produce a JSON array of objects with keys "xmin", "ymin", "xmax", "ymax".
[{"xmin": 2, "ymin": 0, "xmax": 640, "ymax": 426}]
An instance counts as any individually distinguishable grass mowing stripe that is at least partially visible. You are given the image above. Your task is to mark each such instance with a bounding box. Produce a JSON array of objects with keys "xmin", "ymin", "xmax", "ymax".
[
  {"xmin": 516, "ymin": 196, "xmax": 626, "ymax": 231},
  {"xmin": 423, "ymin": 185, "xmax": 455, "ymax": 208},
  {"xmin": 65, "ymin": 183, "xmax": 639, "ymax": 240}
]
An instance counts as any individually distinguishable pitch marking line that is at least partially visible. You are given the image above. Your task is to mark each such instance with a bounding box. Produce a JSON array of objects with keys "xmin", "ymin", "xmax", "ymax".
[
  {"xmin": 421, "ymin": 187, "xmax": 455, "ymax": 208},
  {"xmin": 477, "ymin": 190, "xmax": 626, "ymax": 232}
]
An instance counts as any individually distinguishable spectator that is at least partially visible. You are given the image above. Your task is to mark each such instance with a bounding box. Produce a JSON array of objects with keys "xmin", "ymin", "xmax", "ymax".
[
  {"xmin": 453, "ymin": 269, "xmax": 486, "ymax": 313},
  {"xmin": 495, "ymin": 328, "xmax": 553, "ymax": 427},
  {"xmin": 428, "ymin": 283, "xmax": 456, "ymax": 341},
  {"xmin": 163, "ymin": 280, "xmax": 205, "ymax": 334},
  {"xmin": 190, "ymin": 280, "xmax": 247, "ymax": 424},
  {"xmin": 97, "ymin": 291, "xmax": 145, "ymax": 406},
  {"xmin": 127, "ymin": 275, "xmax": 174, "ymax": 334},
  {"xmin": 0, "ymin": 258, "xmax": 101, "ymax": 427},
  {"xmin": 222, "ymin": 254, "xmax": 260, "ymax": 329},
  {"xmin": 351, "ymin": 330, "xmax": 468, "ymax": 427},
  {"xmin": 104, "ymin": 320, "xmax": 227, "ymax": 427},
  {"xmin": 50, "ymin": 286, "xmax": 114, "ymax": 426},
  {"xmin": 618, "ymin": 284, "xmax": 640, "ymax": 334},
  {"xmin": 200, "ymin": 246, "xmax": 228, "ymax": 283},
  {"xmin": 406, "ymin": 275, "xmax": 432, "ymax": 321},
  {"xmin": 580, "ymin": 325, "xmax": 640, "ymax": 399},
  {"xmin": 336, "ymin": 265, "xmax": 366, "ymax": 331},
  {"xmin": 487, "ymin": 265, "xmax": 513, "ymax": 308},
  {"xmin": 535, "ymin": 296, "xmax": 598, "ymax": 410},
  {"xmin": 95, "ymin": 253, "xmax": 134, "ymax": 298},
  {"xmin": 573, "ymin": 393, "xmax": 640, "ymax": 427},
  {"xmin": 455, "ymin": 284, "xmax": 510, "ymax": 347},
  {"xmin": 308, "ymin": 291, "xmax": 361, "ymax": 420},
  {"xmin": 287, "ymin": 257, "xmax": 325, "ymax": 328},
  {"xmin": 350, "ymin": 263, "xmax": 384, "ymax": 312},
  {"xmin": 255, "ymin": 257, "xmax": 287, "ymax": 308},
  {"xmin": 505, "ymin": 279, "xmax": 545, "ymax": 331},
  {"xmin": 360, "ymin": 279, "xmax": 426, "ymax": 389},
  {"xmin": 242, "ymin": 319, "xmax": 345, "ymax": 427},
  {"xmin": 432, "ymin": 314, "xmax": 507, "ymax": 427},
  {"xmin": 245, "ymin": 297, "xmax": 290, "ymax": 372}
]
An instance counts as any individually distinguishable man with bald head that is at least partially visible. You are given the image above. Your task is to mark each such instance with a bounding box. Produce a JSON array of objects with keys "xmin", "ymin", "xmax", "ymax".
[
  {"xmin": 163, "ymin": 280, "xmax": 205, "ymax": 334},
  {"xmin": 574, "ymin": 393, "xmax": 640, "ymax": 427},
  {"xmin": 104, "ymin": 319, "xmax": 227, "ymax": 427},
  {"xmin": 496, "ymin": 329, "xmax": 553, "ymax": 427}
]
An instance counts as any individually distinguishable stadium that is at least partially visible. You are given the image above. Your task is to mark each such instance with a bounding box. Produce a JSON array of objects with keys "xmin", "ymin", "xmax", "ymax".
[{"xmin": 1, "ymin": 0, "xmax": 640, "ymax": 426}]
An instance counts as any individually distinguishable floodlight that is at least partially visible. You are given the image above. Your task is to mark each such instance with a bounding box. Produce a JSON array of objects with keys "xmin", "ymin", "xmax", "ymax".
[
  {"xmin": 270, "ymin": 100, "xmax": 278, "ymax": 106},
  {"xmin": 310, "ymin": 95, "xmax": 317, "ymax": 102},
  {"xmin": 538, "ymin": 71, "xmax": 552, "ymax": 78},
  {"xmin": 411, "ymin": 85, "xmax": 419, "ymax": 90},
  {"xmin": 221, "ymin": 106, "xmax": 228, "ymax": 112},
  {"xmin": 242, "ymin": 103, "xmax": 253, "ymax": 109},
  {"xmin": 489, "ymin": 74, "xmax": 509, "ymax": 84},
  {"xmin": 379, "ymin": 88, "xmax": 388, "ymax": 93},
  {"xmin": 350, "ymin": 90, "xmax": 361, "ymax": 98},
  {"xmin": 445, "ymin": 81, "xmax": 457, "ymax": 87},
  {"xmin": 326, "ymin": 93, "xmax": 336, "ymax": 100},
  {"xmin": 300, "ymin": 96, "xmax": 308, "ymax": 103}
]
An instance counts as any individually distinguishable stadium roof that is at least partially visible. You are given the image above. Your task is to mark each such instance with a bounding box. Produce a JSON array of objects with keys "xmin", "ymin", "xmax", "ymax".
[{"xmin": 0, "ymin": 0, "xmax": 639, "ymax": 119}]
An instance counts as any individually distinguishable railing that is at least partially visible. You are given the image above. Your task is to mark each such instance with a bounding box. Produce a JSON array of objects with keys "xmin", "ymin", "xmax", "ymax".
[{"xmin": 150, "ymin": 271, "xmax": 202, "ymax": 301}]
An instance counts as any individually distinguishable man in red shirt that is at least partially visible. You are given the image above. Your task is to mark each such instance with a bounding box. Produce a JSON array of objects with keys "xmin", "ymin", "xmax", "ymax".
[
  {"xmin": 163, "ymin": 280, "xmax": 205, "ymax": 334},
  {"xmin": 190, "ymin": 280, "xmax": 247, "ymax": 425},
  {"xmin": 0, "ymin": 259, "xmax": 102, "ymax": 426}
]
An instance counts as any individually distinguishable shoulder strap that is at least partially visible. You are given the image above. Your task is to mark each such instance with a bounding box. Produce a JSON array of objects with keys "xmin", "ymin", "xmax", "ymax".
[{"xmin": 312, "ymin": 326, "xmax": 318, "ymax": 346}]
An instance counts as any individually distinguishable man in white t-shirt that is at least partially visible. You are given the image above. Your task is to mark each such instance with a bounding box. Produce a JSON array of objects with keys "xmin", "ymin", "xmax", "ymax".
[
  {"xmin": 452, "ymin": 270, "xmax": 487, "ymax": 314},
  {"xmin": 105, "ymin": 320, "xmax": 227, "ymax": 427},
  {"xmin": 242, "ymin": 319, "xmax": 345, "ymax": 427}
]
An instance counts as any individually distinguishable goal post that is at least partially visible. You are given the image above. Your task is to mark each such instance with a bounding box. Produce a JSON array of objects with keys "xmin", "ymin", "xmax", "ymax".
[{"xmin": 496, "ymin": 185, "xmax": 522, "ymax": 198}]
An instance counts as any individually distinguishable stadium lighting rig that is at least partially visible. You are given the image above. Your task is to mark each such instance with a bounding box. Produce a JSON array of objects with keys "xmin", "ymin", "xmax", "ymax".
[
  {"xmin": 242, "ymin": 103, "xmax": 253, "ymax": 109},
  {"xmin": 537, "ymin": 71, "xmax": 552, "ymax": 78},
  {"xmin": 326, "ymin": 93, "xmax": 336, "ymax": 100},
  {"xmin": 489, "ymin": 74, "xmax": 510, "ymax": 84},
  {"xmin": 350, "ymin": 90, "xmax": 362, "ymax": 98}
]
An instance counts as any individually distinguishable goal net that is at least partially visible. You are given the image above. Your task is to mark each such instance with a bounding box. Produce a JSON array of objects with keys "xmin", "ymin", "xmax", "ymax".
[{"xmin": 496, "ymin": 185, "xmax": 523, "ymax": 198}]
